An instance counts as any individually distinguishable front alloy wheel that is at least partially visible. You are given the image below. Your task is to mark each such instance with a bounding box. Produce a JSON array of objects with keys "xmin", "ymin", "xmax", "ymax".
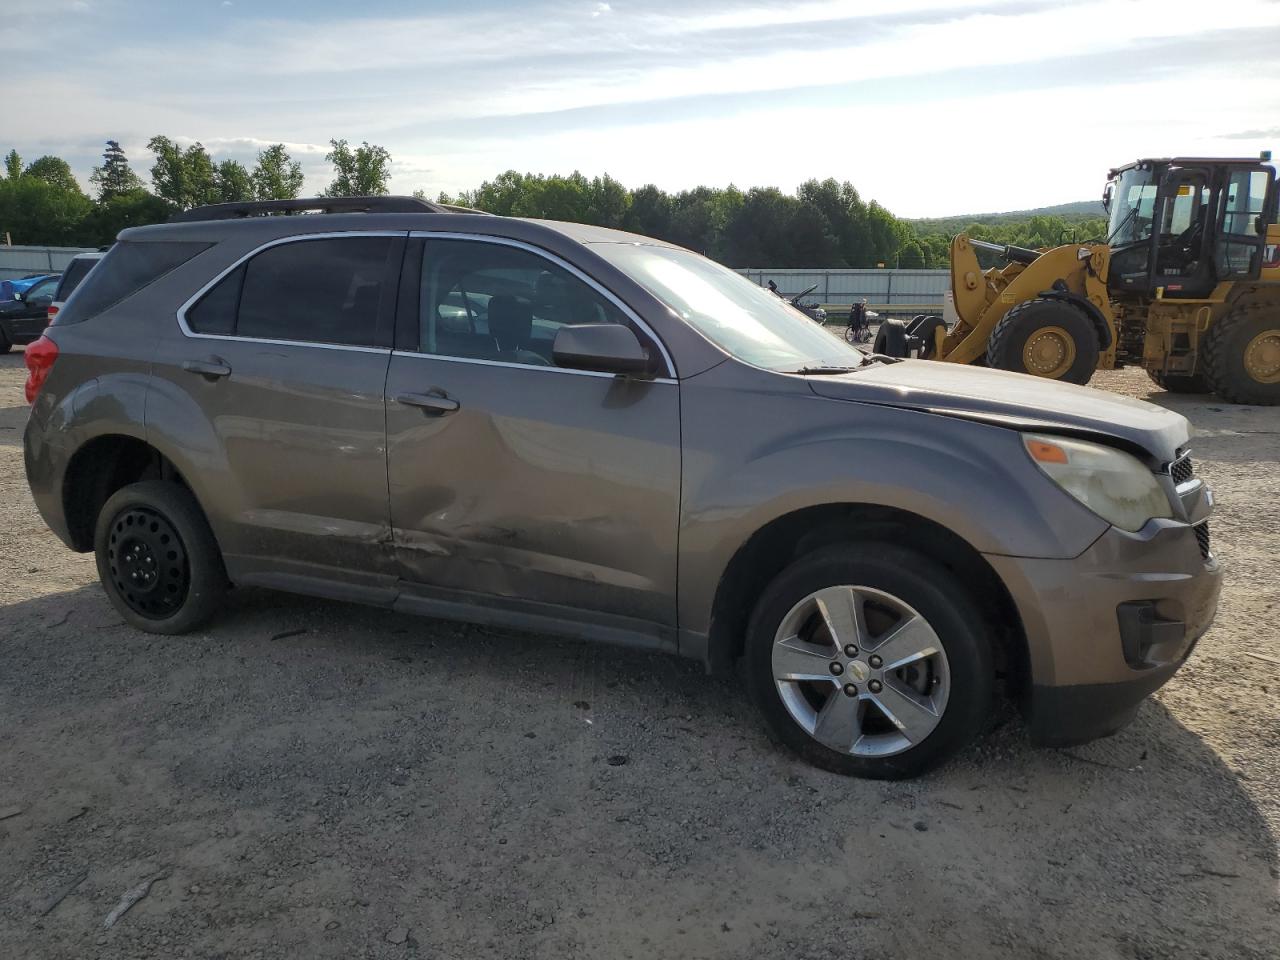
[
  {"xmin": 746, "ymin": 544, "xmax": 993, "ymax": 779},
  {"xmin": 772, "ymin": 586, "xmax": 950, "ymax": 758}
]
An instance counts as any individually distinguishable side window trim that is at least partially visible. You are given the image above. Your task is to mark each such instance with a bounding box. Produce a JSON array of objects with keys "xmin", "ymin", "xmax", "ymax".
[
  {"xmin": 176, "ymin": 230, "xmax": 409, "ymax": 353},
  {"xmin": 405, "ymin": 231, "xmax": 676, "ymax": 379}
]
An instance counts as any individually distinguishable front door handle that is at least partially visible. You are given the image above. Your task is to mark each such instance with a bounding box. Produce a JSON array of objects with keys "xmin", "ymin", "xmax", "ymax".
[
  {"xmin": 182, "ymin": 358, "xmax": 232, "ymax": 380},
  {"xmin": 396, "ymin": 391, "xmax": 460, "ymax": 415}
]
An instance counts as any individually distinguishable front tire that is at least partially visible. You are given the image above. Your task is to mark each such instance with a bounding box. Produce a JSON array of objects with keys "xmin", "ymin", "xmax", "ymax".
[
  {"xmin": 986, "ymin": 298, "xmax": 1099, "ymax": 384},
  {"xmin": 0, "ymin": 328, "xmax": 11, "ymax": 354},
  {"xmin": 94, "ymin": 481, "xmax": 227, "ymax": 634},
  {"xmin": 1147, "ymin": 369, "xmax": 1210, "ymax": 394},
  {"xmin": 744, "ymin": 544, "xmax": 994, "ymax": 779}
]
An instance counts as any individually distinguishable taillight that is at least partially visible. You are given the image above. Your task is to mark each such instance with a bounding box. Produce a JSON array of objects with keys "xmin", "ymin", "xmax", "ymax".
[
  {"xmin": 46, "ymin": 304, "xmax": 59, "ymax": 323},
  {"xmin": 24, "ymin": 335, "xmax": 59, "ymax": 404}
]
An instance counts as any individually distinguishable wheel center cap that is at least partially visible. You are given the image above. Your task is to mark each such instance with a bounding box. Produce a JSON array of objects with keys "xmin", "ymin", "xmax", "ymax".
[{"xmin": 847, "ymin": 660, "xmax": 871, "ymax": 683}]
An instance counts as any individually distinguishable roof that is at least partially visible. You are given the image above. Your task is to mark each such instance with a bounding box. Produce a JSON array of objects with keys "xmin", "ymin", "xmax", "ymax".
[
  {"xmin": 1108, "ymin": 157, "xmax": 1277, "ymax": 178},
  {"xmin": 116, "ymin": 196, "xmax": 682, "ymax": 251}
]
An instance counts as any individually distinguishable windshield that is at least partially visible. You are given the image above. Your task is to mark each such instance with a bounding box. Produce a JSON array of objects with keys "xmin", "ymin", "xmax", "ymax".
[
  {"xmin": 1107, "ymin": 166, "xmax": 1158, "ymax": 247},
  {"xmin": 590, "ymin": 242, "xmax": 865, "ymax": 372}
]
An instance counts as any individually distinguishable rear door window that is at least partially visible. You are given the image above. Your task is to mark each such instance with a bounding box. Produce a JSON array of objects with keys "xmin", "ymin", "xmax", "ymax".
[
  {"xmin": 53, "ymin": 241, "xmax": 210, "ymax": 325},
  {"xmin": 53, "ymin": 256, "xmax": 101, "ymax": 302},
  {"xmin": 186, "ymin": 236, "xmax": 398, "ymax": 347}
]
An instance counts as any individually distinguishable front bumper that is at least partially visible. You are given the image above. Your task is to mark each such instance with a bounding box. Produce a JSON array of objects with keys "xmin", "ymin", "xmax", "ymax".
[{"xmin": 986, "ymin": 519, "xmax": 1222, "ymax": 747}]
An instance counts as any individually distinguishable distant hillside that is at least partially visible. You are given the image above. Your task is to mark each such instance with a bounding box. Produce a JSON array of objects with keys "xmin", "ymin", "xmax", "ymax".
[{"xmin": 910, "ymin": 200, "xmax": 1105, "ymax": 236}]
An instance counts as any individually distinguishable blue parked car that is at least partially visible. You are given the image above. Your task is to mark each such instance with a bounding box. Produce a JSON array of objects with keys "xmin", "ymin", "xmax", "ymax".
[{"xmin": 0, "ymin": 273, "xmax": 55, "ymax": 302}]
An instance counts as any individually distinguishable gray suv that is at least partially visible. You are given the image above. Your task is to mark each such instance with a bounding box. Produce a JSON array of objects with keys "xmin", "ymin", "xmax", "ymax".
[{"xmin": 22, "ymin": 197, "xmax": 1221, "ymax": 779}]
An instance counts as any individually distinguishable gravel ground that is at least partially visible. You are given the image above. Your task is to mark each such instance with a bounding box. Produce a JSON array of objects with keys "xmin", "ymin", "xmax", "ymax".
[{"xmin": 1, "ymin": 347, "xmax": 1278, "ymax": 959}]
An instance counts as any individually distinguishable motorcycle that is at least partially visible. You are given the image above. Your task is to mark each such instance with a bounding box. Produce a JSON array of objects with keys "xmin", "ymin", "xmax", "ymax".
[{"xmin": 770, "ymin": 282, "xmax": 827, "ymax": 323}]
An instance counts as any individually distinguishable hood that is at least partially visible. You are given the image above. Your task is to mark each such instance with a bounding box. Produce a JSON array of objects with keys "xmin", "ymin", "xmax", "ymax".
[{"xmin": 808, "ymin": 360, "xmax": 1190, "ymax": 463}]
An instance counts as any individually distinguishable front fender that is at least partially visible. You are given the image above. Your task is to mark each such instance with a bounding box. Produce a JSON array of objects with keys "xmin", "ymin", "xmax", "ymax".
[{"xmin": 676, "ymin": 366, "xmax": 1108, "ymax": 639}]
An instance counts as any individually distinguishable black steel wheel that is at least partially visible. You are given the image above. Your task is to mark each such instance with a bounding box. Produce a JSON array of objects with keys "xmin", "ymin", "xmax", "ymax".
[
  {"xmin": 94, "ymin": 481, "xmax": 226, "ymax": 634},
  {"xmin": 106, "ymin": 506, "xmax": 191, "ymax": 619}
]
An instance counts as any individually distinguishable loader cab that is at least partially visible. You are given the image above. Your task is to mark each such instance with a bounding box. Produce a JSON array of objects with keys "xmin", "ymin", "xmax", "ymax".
[{"xmin": 1104, "ymin": 157, "xmax": 1277, "ymax": 299}]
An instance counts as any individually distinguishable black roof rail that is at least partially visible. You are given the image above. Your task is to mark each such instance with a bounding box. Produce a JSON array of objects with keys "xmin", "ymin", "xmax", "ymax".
[
  {"xmin": 437, "ymin": 203, "xmax": 494, "ymax": 216},
  {"xmin": 168, "ymin": 195, "xmax": 452, "ymax": 223}
]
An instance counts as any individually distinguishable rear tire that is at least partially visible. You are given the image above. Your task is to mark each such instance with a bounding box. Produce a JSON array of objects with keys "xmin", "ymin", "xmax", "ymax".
[
  {"xmin": 1202, "ymin": 303, "xmax": 1280, "ymax": 405},
  {"xmin": 986, "ymin": 298, "xmax": 1099, "ymax": 384},
  {"xmin": 912, "ymin": 316, "xmax": 947, "ymax": 359},
  {"xmin": 94, "ymin": 481, "xmax": 227, "ymax": 635},
  {"xmin": 1147, "ymin": 369, "xmax": 1210, "ymax": 394},
  {"xmin": 744, "ymin": 543, "xmax": 994, "ymax": 779}
]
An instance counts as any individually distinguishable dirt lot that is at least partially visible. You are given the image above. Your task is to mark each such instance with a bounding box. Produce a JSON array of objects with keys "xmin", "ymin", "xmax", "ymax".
[{"xmin": 1, "ymin": 348, "xmax": 1277, "ymax": 960}]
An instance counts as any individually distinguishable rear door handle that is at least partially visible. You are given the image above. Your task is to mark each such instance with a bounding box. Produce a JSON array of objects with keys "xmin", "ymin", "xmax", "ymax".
[
  {"xmin": 182, "ymin": 358, "xmax": 232, "ymax": 380},
  {"xmin": 396, "ymin": 391, "xmax": 460, "ymax": 415}
]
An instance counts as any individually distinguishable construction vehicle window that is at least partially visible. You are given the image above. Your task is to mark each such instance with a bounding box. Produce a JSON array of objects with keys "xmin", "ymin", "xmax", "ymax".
[
  {"xmin": 1163, "ymin": 183, "xmax": 1210, "ymax": 236},
  {"xmin": 1108, "ymin": 168, "xmax": 1158, "ymax": 246},
  {"xmin": 1221, "ymin": 170, "xmax": 1270, "ymax": 236}
]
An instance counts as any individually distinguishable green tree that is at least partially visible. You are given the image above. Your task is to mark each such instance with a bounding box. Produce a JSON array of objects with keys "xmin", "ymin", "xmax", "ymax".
[
  {"xmin": 147, "ymin": 136, "xmax": 219, "ymax": 210},
  {"xmin": 252, "ymin": 144, "xmax": 304, "ymax": 200},
  {"xmin": 24, "ymin": 156, "xmax": 82, "ymax": 195},
  {"xmin": 213, "ymin": 159, "xmax": 254, "ymax": 202},
  {"xmin": 84, "ymin": 189, "xmax": 175, "ymax": 245},
  {"xmin": 0, "ymin": 176, "xmax": 94, "ymax": 245},
  {"xmin": 622, "ymin": 184, "xmax": 673, "ymax": 238},
  {"xmin": 898, "ymin": 240, "xmax": 927, "ymax": 269},
  {"xmin": 323, "ymin": 139, "xmax": 392, "ymax": 197},
  {"xmin": 4, "ymin": 150, "xmax": 22, "ymax": 180},
  {"xmin": 585, "ymin": 173, "xmax": 630, "ymax": 227},
  {"xmin": 89, "ymin": 140, "xmax": 144, "ymax": 202}
]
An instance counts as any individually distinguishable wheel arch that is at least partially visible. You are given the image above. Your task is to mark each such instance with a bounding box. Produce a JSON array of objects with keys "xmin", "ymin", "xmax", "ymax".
[
  {"xmin": 62, "ymin": 434, "xmax": 200, "ymax": 552},
  {"xmin": 1035, "ymin": 288, "xmax": 1112, "ymax": 350},
  {"xmin": 706, "ymin": 502, "xmax": 1029, "ymax": 698}
]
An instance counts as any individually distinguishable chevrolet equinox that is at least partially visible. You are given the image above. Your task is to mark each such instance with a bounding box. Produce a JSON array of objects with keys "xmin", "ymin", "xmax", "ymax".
[{"xmin": 22, "ymin": 196, "xmax": 1222, "ymax": 778}]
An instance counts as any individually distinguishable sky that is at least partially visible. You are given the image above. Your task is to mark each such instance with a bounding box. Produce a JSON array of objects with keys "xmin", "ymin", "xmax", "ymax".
[{"xmin": 7, "ymin": 0, "xmax": 1280, "ymax": 217}]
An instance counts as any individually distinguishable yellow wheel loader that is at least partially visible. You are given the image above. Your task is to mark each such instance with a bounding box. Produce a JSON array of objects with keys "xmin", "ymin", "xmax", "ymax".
[{"xmin": 879, "ymin": 156, "xmax": 1280, "ymax": 405}]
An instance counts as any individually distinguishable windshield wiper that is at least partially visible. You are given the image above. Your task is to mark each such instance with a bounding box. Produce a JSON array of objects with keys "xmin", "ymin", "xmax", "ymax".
[
  {"xmin": 1107, "ymin": 204, "xmax": 1139, "ymax": 244},
  {"xmin": 790, "ymin": 365, "xmax": 864, "ymax": 375}
]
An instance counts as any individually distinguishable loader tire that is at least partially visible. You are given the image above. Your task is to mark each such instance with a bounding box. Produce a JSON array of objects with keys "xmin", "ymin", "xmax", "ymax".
[
  {"xmin": 1147, "ymin": 369, "xmax": 1210, "ymax": 394},
  {"xmin": 986, "ymin": 298, "xmax": 1098, "ymax": 385},
  {"xmin": 1202, "ymin": 302, "xmax": 1280, "ymax": 406},
  {"xmin": 873, "ymin": 318, "xmax": 908, "ymax": 358}
]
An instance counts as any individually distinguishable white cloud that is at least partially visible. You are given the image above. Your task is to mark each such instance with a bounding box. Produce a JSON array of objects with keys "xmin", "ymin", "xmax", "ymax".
[{"xmin": 8, "ymin": 0, "xmax": 1280, "ymax": 213}]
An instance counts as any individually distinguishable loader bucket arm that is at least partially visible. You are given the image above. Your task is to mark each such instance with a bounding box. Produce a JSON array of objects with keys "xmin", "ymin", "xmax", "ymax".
[{"xmin": 939, "ymin": 236, "xmax": 1115, "ymax": 366}]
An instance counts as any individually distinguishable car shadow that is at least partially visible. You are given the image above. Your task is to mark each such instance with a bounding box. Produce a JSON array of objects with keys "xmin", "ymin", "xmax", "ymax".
[{"xmin": 1, "ymin": 582, "xmax": 1276, "ymax": 958}]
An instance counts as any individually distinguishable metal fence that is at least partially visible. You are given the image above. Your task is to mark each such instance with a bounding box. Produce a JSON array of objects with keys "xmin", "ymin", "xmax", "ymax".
[
  {"xmin": 737, "ymin": 268, "xmax": 949, "ymax": 313},
  {"xmin": 0, "ymin": 245, "xmax": 98, "ymax": 281}
]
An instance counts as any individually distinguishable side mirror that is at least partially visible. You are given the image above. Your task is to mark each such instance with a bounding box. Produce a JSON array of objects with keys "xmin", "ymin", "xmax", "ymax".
[
  {"xmin": 12, "ymin": 292, "xmax": 23, "ymax": 302},
  {"xmin": 553, "ymin": 323, "xmax": 651, "ymax": 375},
  {"xmin": 1102, "ymin": 182, "xmax": 1114, "ymax": 214}
]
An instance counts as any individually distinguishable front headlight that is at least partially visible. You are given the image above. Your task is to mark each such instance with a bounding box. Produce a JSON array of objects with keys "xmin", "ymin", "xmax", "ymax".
[{"xmin": 1022, "ymin": 433, "xmax": 1172, "ymax": 532}]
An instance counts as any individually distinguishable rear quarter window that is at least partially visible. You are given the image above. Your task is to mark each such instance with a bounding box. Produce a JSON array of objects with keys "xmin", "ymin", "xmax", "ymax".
[{"xmin": 53, "ymin": 241, "xmax": 211, "ymax": 325}]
